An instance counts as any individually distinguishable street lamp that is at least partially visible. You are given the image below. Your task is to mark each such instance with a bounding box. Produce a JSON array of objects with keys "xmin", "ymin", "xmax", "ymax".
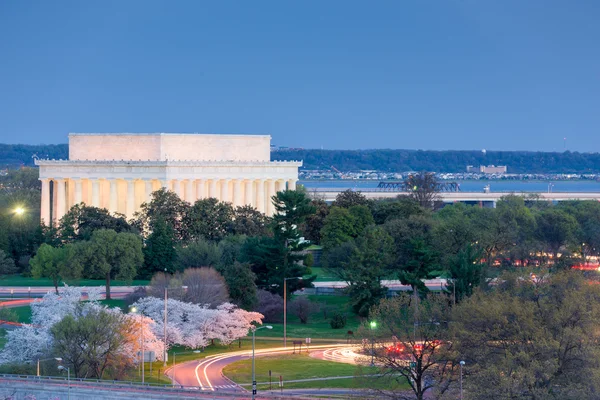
[
  {"xmin": 283, "ymin": 277, "xmax": 302, "ymax": 348},
  {"xmin": 36, "ymin": 357, "xmax": 56, "ymax": 377},
  {"xmin": 55, "ymin": 358, "xmax": 70, "ymax": 400},
  {"xmin": 163, "ymin": 284, "xmax": 187, "ymax": 367},
  {"xmin": 13, "ymin": 207, "xmax": 25, "ymax": 216},
  {"xmin": 459, "ymin": 360, "xmax": 465, "ymax": 400},
  {"xmin": 130, "ymin": 306, "xmax": 144, "ymax": 383},
  {"xmin": 172, "ymin": 350, "xmax": 201, "ymax": 387},
  {"xmin": 369, "ymin": 321, "xmax": 377, "ymax": 366},
  {"xmin": 251, "ymin": 325, "xmax": 273, "ymax": 400}
]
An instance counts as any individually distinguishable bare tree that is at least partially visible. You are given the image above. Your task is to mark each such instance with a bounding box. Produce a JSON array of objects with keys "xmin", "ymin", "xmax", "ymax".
[
  {"xmin": 288, "ymin": 296, "xmax": 318, "ymax": 324},
  {"xmin": 182, "ymin": 267, "xmax": 230, "ymax": 307},
  {"xmin": 404, "ymin": 172, "xmax": 441, "ymax": 210}
]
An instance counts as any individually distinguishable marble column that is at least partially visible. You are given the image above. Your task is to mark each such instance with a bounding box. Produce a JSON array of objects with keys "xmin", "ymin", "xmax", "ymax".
[
  {"xmin": 244, "ymin": 180, "xmax": 254, "ymax": 208},
  {"xmin": 256, "ymin": 179, "xmax": 265, "ymax": 213},
  {"xmin": 40, "ymin": 179, "xmax": 50, "ymax": 225},
  {"xmin": 196, "ymin": 179, "xmax": 206, "ymax": 200},
  {"xmin": 221, "ymin": 179, "xmax": 230, "ymax": 203},
  {"xmin": 185, "ymin": 179, "xmax": 194, "ymax": 203},
  {"xmin": 91, "ymin": 179, "xmax": 100, "ymax": 208},
  {"xmin": 109, "ymin": 180, "xmax": 118, "ymax": 213},
  {"xmin": 145, "ymin": 180, "xmax": 153, "ymax": 202},
  {"xmin": 209, "ymin": 179, "xmax": 218, "ymax": 198},
  {"xmin": 288, "ymin": 179, "xmax": 297, "ymax": 191},
  {"xmin": 233, "ymin": 179, "xmax": 242, "ymax": 207},
  {"xmin": 126, "ymin": 180, "xmax": 135, "ymax": 218},
  {"xmin": 275, "ymin": 179, "xmax": 285, "ymax": 193},
  {"xmin": 172, "ymin": 180, "xmax": 182, "ymax": 199},
  {"xmin": 267, "ymin": 179, "xmax": 276, "ymax": 216},
  {"xmin": 55, "ymin": 178, "xmax": 66, "ymax": 223},
  {"xmin": 74, "ymin": 179, "xmax": 83, "ymax": 205}
]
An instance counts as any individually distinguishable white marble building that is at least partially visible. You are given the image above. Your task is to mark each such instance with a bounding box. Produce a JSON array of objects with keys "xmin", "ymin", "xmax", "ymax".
[{"xmin": 35, "ymin": 133, "xmax": 301, "ymax": 224}]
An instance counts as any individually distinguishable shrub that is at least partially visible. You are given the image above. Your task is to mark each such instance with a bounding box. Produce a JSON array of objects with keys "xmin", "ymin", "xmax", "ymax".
[
  {"xmin": 330, "ymin": 311, "xmax": 347, "ymax": 329},
  {"xmin": 288, "ymin": 296, "xmax": 317, "ymax": 324},
  {"xmin": 255, "ymin": 290, "xmax": 283, "ymax": 322}
]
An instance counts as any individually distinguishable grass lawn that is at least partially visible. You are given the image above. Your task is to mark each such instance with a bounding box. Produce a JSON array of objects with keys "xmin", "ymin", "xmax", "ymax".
[
  {"xmin": 0, "ymin": 275, "xmax": 149, "ymax": 287},
  {"xmin": 223, "ymin": 353, "xmax": 408, "ymax": 390},
  {"xmin": 256, "ymin": 294, "xmax": 362, "ymax": 340},
  {"xmin": 306, "ymin": 267, "xmax": 339, "ymax": 282}
]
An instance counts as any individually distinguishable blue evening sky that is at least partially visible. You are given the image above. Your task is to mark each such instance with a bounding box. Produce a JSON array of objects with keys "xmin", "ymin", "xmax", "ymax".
[{"xmin": 1, "ymin": 1, "xmax": 599, "ymax": 152}]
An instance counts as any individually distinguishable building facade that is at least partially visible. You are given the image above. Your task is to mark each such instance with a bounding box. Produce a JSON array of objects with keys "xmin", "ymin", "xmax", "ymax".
[{"xmin": 35, "ymin": 133, "xmax": 301, "ymax": 224}]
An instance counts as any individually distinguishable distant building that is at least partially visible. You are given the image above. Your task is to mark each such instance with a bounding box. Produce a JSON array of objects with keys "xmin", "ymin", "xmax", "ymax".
[{"xmin": 466, "ymin": 165, "xmax": 507, "ymax": 174}]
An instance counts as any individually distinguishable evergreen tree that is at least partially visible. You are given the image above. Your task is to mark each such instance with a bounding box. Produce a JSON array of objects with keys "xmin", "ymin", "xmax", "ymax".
[{"xmin": 142, "ymin": 217, "xmax": 176, "ymax": 277}]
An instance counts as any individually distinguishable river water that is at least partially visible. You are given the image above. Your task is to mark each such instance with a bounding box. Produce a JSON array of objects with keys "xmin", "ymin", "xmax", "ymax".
[{"xmin": 299, "ymin": 180, "xmax": 600, "ymax": 193}]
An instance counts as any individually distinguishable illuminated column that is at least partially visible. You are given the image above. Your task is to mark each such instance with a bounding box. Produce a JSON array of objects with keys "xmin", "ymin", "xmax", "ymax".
[
  {"xmin": 256, "ymin": 179, "xmax": 265, "ymax": 213},
  {"xmin": 209, "ymin": 179, "xmax": 218, "ymax": 198},
  {"xmin": 91, "ymin": 179, "xmax": 100, "ymax": 208},
  {"xmin": 40, "ymin": 178, "xmax": 50, "ymax": 225},
  {"xmin": 267, "ymin": 179, "xmax": 276, "ymax": 216},
  {"xmin": 196, "ymin": 179, "xmax": 206, "ymax": 200},
  {"xmin": 145, "ymin": 180, "xmax": 153, "ymax": 202},
  {"xmin": 233, "ymin": 180, "xmax": 242, "ymax": 207},
  {"xmin": 287, "ymin": 179, "xmax": 297, "ymax": 191},
  {"xmin": 221, "ymin": 179, "xmax": 230, "ymax": 203},
  {"xmin": 109, "ymin": 180, "xmax": 118, "ymax": 213},
  {"xmin": 55, "ymin": 178, "xmax": 66, "ymax": 223},
  {"xmin": 74, "ymin": 179, "xmax": 83, "ymax": 205},
  {"xmin": 172, "ymin": 180, "xmax": 182, "ymax": 199},
  {"xmin": 126, "ymin": 179, "xmax": 135, "ymax": 218},
  {"xmin": 275, "ymin": 179, "xmax": 285, "ymax": 193},
  {"xmin": 244, "ymin": 180, "xmax": 254, "ymax": 208},
  {"xmin": 185, "ymin": 179, "xmax": 194, "ymax": 203}
]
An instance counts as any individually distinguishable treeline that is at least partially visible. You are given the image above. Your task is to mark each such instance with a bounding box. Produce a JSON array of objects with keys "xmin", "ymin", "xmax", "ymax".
[
  {"xmin": 3, "ymin": 143, "xmax": 600, "ymax": 173},
  {"xmin": 276, "ymin": 149, "xmax": 600, "ymax": 173}
]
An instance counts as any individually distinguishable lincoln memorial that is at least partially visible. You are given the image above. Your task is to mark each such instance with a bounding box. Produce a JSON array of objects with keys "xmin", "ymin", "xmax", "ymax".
[{"xmin": 35, "ymin": 133, "xmax": 301, "ymax": 224}]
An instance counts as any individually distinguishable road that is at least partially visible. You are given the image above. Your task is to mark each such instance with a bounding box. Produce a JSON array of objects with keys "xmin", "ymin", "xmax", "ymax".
[{"xmin": 169, "ymin": 345, "xmax": 349, "ymax": 393}]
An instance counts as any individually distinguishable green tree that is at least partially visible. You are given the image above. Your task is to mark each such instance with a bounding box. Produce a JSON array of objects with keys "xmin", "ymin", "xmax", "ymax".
[
  {"xmin": 141, "ymin": 217, "xmax": 176, "ymax": 277},
  {"xmin": 452, "ymin": 271, "xmax": 600, "ymax": 399},
  {"xmin": 371, "ymin": 196, "xmax": 425, "ymax": 224},
  {"xmin": 58, "ymin": 204, "xmax": 135, "ymax": 243},
  {"xmin": 187, "ymin": 198, "xmax": 234, "ymax": 241},
  {"xmin": 30, "ymin": 244, "xmax": 79, "ymax": 293},
  {"xmin": 320, "ymin": 207, "xmax": 357, "ymax": 250},
  {"xmin": 222, "ymin": 261, "xmax": 258, "ymax": 310},
  {"xmin": 302, "ymin": 199, "xmax": 329, "ymax": 244},
  {"xmin": 51, "ymin": 308, "xmax": 132, "ymax": 379},
  {"xmin": 343, "ymin": 226, "xmax": 393, "ymax": 316},
  {"xmin": 332, "ymin": 189, "xmax": 371, "ymax": 208},
  {"xmin": 535, "ymin": 208, "xmax": 578, "ymax": 261},
  {"xmin": 0, "ymin": 249, "xmax": 18, "ymax": 275},
  {"xmin": 175, "ymin": 238, "xmax": 221, "ymax": 271},
  {"xmin": 397, "ymin": 238, "xmax": 439, "ymax": 297},
  {"xmin": 445, "ymin": 244, "xmax": 483, "ymax": 303},
  {"xmin": 75, "ymin": 230, "xmax": 143, "ymax": 299},
  {"xmin": 133, "ymin": 188, "xmax": 190, "ymax": 240},
  {"xmin": 231, "ymin": 205, "xmax": 269, "ymax": 237}
]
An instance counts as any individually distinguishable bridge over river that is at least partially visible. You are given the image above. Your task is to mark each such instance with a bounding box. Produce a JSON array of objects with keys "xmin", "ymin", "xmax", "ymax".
[{"xmin": 310, "ymin": 190, "xmax": 600, "ymax": 207}]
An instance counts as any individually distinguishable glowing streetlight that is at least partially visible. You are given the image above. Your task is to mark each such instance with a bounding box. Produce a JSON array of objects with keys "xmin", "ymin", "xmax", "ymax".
[
  {"xmin": 14, "ymin": 207, "xmax": 25, "ymax": 216},
  {"xmin": 369, "ymin": 321, "xmax": 377, "ymax": 366}
]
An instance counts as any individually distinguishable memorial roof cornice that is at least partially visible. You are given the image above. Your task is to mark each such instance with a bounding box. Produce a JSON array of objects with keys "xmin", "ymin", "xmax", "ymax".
[
  {"xmin": 34, "ymin": 159, "xmax": 302, "ymax": 167},
  {"xmin": 68, "ymin": 132, "xmax": 272, "ymax": 139}
]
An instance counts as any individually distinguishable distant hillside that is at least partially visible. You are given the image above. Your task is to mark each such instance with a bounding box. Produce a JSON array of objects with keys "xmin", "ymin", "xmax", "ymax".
[
  {"xmin": 0, "ymin": 144, "xmax": 68, "ymax": 167},
  {"xmin": 272, "ymin": 149, "xmax": 600, "ymax": 174},
  {"xmin": 2, "ymin": 143, "xmax": 600, "ymax": 174}
]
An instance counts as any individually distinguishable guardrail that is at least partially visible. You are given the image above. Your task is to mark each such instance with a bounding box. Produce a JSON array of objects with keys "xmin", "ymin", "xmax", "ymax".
[{"xmin": 0, "ymin": 373, "xmax": 318, "ymax": 399}]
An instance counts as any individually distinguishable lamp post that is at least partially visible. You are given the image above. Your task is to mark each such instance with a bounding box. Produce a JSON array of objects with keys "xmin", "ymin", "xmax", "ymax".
[
  {"xmin": 172, "ymin": 350, "xmax": 201, "ymax": 387},
  {"xmin": 252, "ymin": 325, "xmax": 273, "ymax": 400},
  {"xmin": 459, "ymin": 360, "xmax": 465, "ymax": 400},
  {"xmin": 36, "ymin": 357, "xmax": 56, "ymax": 377},
  {"xmin": 163, "ymin": 284, "xmax": 187, "ymax": 367},
  {"xmin": 13, "ymin": 207, "xmax": 25, "ymax": 216},
  {"xmin": 369, "ymin": 321, "xmax": 377, "ymax": 366},
  {"xmin": 130, "ymin": 306, "xmax": 144, "ymax": 383},
  {"xmin": 55, "ymin": 358, "xmax": 70, "ymax": 400},
  {"xmin": 283, "ymin": 277, "xmax": 302, "ymax": 348}
]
